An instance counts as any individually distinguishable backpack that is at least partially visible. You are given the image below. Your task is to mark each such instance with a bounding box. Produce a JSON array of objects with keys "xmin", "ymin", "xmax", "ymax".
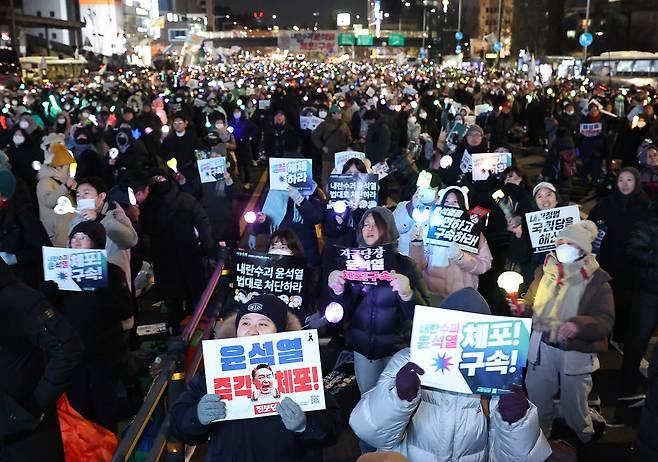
[{"xmin": 559, "ymin": 147, "xmax": 577, "ymax": 178}]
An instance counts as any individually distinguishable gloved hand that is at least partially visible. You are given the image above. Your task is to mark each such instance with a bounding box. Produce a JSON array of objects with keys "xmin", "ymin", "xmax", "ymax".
[
  {"xmin": 395, "ymin": 362, "xmax": 425, "ymax": 402},
  {"xmin": 248, "ymin": 234, "xmax": 257, "ymax": 250},
  {"xmin": 277, "ymin": 397, "xmax": 306, "ymax": 433},
  {"xmin": 304, "ymin": 312, "xmax": 326, "ymax": 329},
  {"xmin": 498, "ymin": 384, "xmax": 529, "ymax": 424},
  {"xmin": 0, "ymin": 252, "xmax": 17, "ymax": 266},
  {"xmin": 288, "ymin": 186, "xmax": 304, "ymax": 206},
  {"xmin": 197, "ymin": 394, "xmax": 227, "ymax": 425},
  {"xmin": 447, "ymin": 242, "xmax": 463, "ymax": 261}
]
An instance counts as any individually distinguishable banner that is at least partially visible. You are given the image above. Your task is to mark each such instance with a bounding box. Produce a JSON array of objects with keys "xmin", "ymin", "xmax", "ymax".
[
  {"xmin": 269, "ymin": 158, "xmax": 314, "ymax": 193},
  {"xmin": 300, "ymin": 116, "xmax": 324, "ymax": 131},
  {"xmin": 234, "ymin": 250, "xmax": 306, "ymax": 309},
  {"xmin": 43, "ymin": 247, "xmax": 108, "ymax": 291},
  {"xmin": 335, "ymin": 244, "xmax": 398, "ymax": 286},
  {"xmin": 425, "ymin": 205, "xmax": 482, "ymax": 253},
  {"xmin": 328, "ymin": 174, "xmax": 378, "ymax": 208},
  {"xmin": 525, "ymin": 205, "xmax": 581, "ymax": 253},
  {"xmin": 334, "ymin": 150, "xmax": 366, "ymax": 172},
  {"xmin": 197, "ymin": 157, "xmax": 226, "ymax": 183},
  {"xmin": 471, "ymin": 152, "xmax": 512, "ymax": 181},
  {"xmin": 277, "ymin": 30, "xmax": 338, "ymax": 54},
  {"xmin": 410, "ymin": 306, "xmax": 532, "ymax": 395},
  {"xmin": 579, "ymin": 122, "xmax": 602, "ymax": 137},
  {"xmin": 459, "ymin": 150, "xmax": 473, "ymax": 173},
  {"xmin": 203, "ymin": 330, "xmax": 325, "ymax": 421}
]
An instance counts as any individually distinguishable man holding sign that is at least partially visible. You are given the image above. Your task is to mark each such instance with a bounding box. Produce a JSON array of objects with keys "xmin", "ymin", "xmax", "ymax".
[
  {"xmin": 349, "ymin": 288, "xmax": 551, "ymax": 461},
  {"xmin": 170, "ymin": 295, "xmax": 340, "ymax": 462}
]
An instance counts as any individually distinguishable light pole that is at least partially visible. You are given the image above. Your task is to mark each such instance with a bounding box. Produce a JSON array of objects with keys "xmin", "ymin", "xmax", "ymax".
[
  {"xmin": 583, "ymin": 0, "xmax": 591, "ymax": 62},
  {"xmin": 496, "ymin": 0, "xmax": 503, "ymax": 66}
]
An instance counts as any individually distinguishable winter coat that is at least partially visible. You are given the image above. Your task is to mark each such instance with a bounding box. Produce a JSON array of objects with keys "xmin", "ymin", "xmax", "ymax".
[
  {"xmin": 169, "ymin": 312, "xmax": 341, "ymax": 462},
  {"xmin": 201, "ymin": 177, "xmax": 240, "ymax": 245},
  {"xmin": 626, "ymin": 217, "xmax": 658, "ymax": 295},
  {"xmin": 264, "ymin": 123, "xmax": 300, "ymax": 158},
  {"xmin": 6, "ymin": 141, "xmax": 42, "ymax": 195},
  {"xmin": 162, "ymin": 130, "xmax": 204, "ymax": 183},
  {"xmin": 36, "ymin": 166, "xmax": 75, "ymax": 247},
  {"xmin": 140, "ymin": 181, "xmax": 213, "ymax": 300},
  {"xmin": 489, "ymin": 112, "xmax": 514, "ymax": 149},
  {"xmin": 365, "ymin": 119, "xmax": 391, "ymax": 165},
  {"xmin": 54, "ymin": 263, "xmax": 133, "ymax": 358},
  {"xmin": 542, "ymin": 133, "xmax": 577, "ymax": 185},
  {"xmin": 311, "ymin": 119, "xmax": 352, "ymax": 160},
  {"xmin": 410, "ymin": 235, "xmax": 493, "ymax": 300},
  {"xmin": 329, "ymin": 251, "xmax": 429, "ymax": 360},
  {"xmin": 349, "ymin": 348, "xmax": 552, "ymax": 462},
  {"xmin": 0, "ymin": 199, "xmax": 49, "ymax": 287},
  {"xmin": 320, "ymin": 207, "xmax": 366, "ymax": 283},
  {"xmin": 69, "ymin": 201, "xmax": 138, "ymax": 288},
  {"xmin": 578, "ymin": 115, "xmax": 607, "ymax": 158},
  {"xmin": 0, "ymin": 263, "xmax": 83, "ymax": 461},
  {"xmin": 524, "ymin": 264, "xmax": 614, "ymax": 353}
]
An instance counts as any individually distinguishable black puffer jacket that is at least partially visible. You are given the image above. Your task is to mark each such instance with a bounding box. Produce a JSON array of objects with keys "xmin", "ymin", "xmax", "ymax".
[
  {"xmin": 626, "ymin": 217, "xmax": 658, "ymax": 295},
  {"xmin": 328, "ymin": 207, "xmax": 429, "ymax": 360}
]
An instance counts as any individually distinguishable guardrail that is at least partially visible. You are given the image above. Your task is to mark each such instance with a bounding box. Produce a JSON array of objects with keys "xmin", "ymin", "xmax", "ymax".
[{"xmin": 112, "ymin": 261, "xmax": 226, "ymax": 462}]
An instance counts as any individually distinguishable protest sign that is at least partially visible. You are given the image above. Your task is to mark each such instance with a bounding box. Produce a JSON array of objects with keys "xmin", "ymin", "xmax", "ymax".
[
  {"xmin": 335, "ymin": 244, "xmax": 398, "ymax": 286},
  {"xmin": 474, "ymin": 104, "xmax": 494, "ymax": 116},
  {"xmin": 411, "ymin": 306, "xmax": 531, "ymax": 395},
  {"xmin": 464, "ymin": 115, "xmax": 477, "ymax": 126},
  {"xmin": 471, "ymin": 152, "xmax": 512, "ymax": 181},
  {"xmin": 300, "ymin": 116, "xmax": 324, "ymax": 131},
  {"xmin": 203, "ymin": 330, "xmax": 325, "ymax": 421},
  {"xmin": 269, "ymin": 158, "xmax": 314, "ymax": 193},
  {"xmin": 371, "ymin": 161, "xmax": 390, "ymax": 180},
  {"xmin": 328, "ymin": 174, "xmax": 378, "ymax": 208},
  {"xmin": 197, "ymin": 157, "xmax": 226, "ymax": 183},
  {"xmin": 43, "ymin": 247, "xmax": 108, "ymax": 291},
  {"xmin": 334, "ymin": 150, "xmax": 366, "ymax": 172},
  {"xmin": 234, "ymin": 250, "xmax": 306, "ymax": 309},
  {"xmin": 425, "ymin": 205, "xmax": 482, "ymax": 253},
  {"xmin": 277, "ymin": 30, "xmax": 337, "ymax": 54},
  {"xmin": 459, "ymin": 150, "xmax": 473, "ymax": 173},
  {"xmin": 525, "ymin": 205, "xmax": 581, "ymax": 253},
  {"xmin": 258, "ymin": 99, "xmax": 271, "ymax": 110},
  {"xmin": 579, "ymin": 122, "xmax": 602, "ymax": 137}
]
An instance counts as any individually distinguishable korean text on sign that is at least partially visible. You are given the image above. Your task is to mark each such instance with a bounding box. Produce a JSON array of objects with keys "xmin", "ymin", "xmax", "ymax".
[
  {"xmin": 337, "ymin": 244, "xmax": 397, "ymax": 286},
  {"xmin": 411, "ymin": 306, "xmax": 532, "ymax": 395},
  {"xmin": 525, "ymin": 205, "xmax": 581, "ymax": 253},
  {"xmin": 203, "ymin": 330, "xmax": 326, "ymax": 421},
  {"xmin": 328, "ymin": 174, "xmax": 379, "ymax": 208},
  {"xmin": 42, "ymin": 246, "xmax": 108, "ymax": 292},
  {"xmin": 425, "ymin": 205, "xmax": 481, "ymax": 253}
]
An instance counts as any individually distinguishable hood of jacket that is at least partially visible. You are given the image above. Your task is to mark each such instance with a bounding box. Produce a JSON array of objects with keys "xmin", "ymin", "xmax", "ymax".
[{"xmin": 356, "ymin": 206, "xmax": 400, "ymax": 247}]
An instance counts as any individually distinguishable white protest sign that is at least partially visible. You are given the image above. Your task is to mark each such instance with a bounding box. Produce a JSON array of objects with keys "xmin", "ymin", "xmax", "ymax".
[
  {"xmin": 459, "ymin": 150, "xmax": 473, "ymax": 173},
  {"xmin": 464, "ymin": 115, "xmax": 476, "ymax": 126},
  {"xmin": 471, "ymin": 152, "xmax": 512, "ymax": 181},
  {"xmin": 203, "ymin": 330, "xmax": 325, "ymax": 421},
  {"xmin": 43, "ymin": 247, "xmax": 108, "ymax": 291},
  {"xmin": 258, "ymin": 99, "xmax": 271, "ymax": 110},
  {"xmin": 269, "ymin": 158, "xmax": 314, "ymax": 193},
  {"xmin": 525, "ymin": 205, "xmax": 581, "ymax": 253},
  {"xmin": 197, "ymin": 157, "xmax": 227, "ymax": 183},
  {"xmin": 334, "ymin": 150, "xmax": 366, "ymax": 171},
  {"xmin": 474, "ymin": 104, "xmax": 494, "ymax": 116},
  {"xmin": 300, "ymin": 116, "xmax": 324, "ymax": 131},
  {"xmin": 371, "ymin": 161, "xmax": 390, "ymax": 180},
  {"xmin": 579, "ymin": 122, "xmax": 602, "ymax": 137},
  {"xmin": 366, "ymin": 87, "xmax": 376, "ymax": 98},
  {"xmin": 410, "ymin": 306, "xmax": 532, "ymax": 395}
]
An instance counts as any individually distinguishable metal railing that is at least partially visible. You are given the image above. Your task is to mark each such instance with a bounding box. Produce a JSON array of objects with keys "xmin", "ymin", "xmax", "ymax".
[{"xmin": 112, "ymin": 261, "xmax": 226, "ymax": 462}]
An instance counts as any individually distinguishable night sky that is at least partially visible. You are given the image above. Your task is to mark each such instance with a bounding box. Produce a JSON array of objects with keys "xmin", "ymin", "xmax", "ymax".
[{"xmin": 218, "ymin": 0, "xmax": 368, "ymax": 27}]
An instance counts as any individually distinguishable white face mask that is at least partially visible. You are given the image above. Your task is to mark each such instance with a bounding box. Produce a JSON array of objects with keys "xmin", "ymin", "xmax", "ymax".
[
  {"xmin": 76, "ymin": 198, "xmax": 96, "ymax": 212},
  {"xmin": 13, "ymin": 135, "xmax": 24, "ymax": 145},
  {"xmin": 318, "ymin": 111, "xmax": 327, "ymax": 119},
  {"xmin": 19, "ymin": 120, "xmax": 29, "ymax": 129},
  {"xmin": 418, "ymin": 111, "xmax": 427, "ymax": 120},
  {"xmin": 269, "ymin": 248, "xmax": 292, "ymax": 256},
  {"xmin": 57, "ymin": 118, "xmax": 66, "ymax": 124},
  {"xmin": 215, "ymin": 123, "xmax": 224, "ymax": 130},
  {"xmin": 409, "ymin": 116, "xmax": 417, "ymax": 124},
  {"xmin": 555, "ymin": 243, "xmax": 582, "ymax": 263},
  {"xmin": 175, "ymin": 130, "xmax": 185, "ymax": 137}
]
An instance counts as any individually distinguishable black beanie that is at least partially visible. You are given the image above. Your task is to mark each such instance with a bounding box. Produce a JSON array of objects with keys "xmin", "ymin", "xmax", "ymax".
[
  {"xmin": 69, "ymin": 221, "xmax": 107, "ymax": 249},
  {"xmin": 235, "ymin": 294, "xmax": 289, "ymax": 333},
  {"xmin": 439, "ymin": 287, "xmax": 491, "ymax": 315}
]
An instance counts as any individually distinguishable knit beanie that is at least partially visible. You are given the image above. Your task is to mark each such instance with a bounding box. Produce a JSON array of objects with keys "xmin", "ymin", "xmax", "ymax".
[
  {"xmin": 69, "ymin": 221, "xmax": 107, "ymax": 249},
  {"xmin": 235, "ymin": 294, "xmax": 289, "ymax": 333},
  {"xmin": 50, "ymin": 143, "xmax": 75, "ymax": 167},
  {"xmin": 466, "ymin": 124, "xmax": 484, "ymax": 137},
  {"xmin": 439, "ymin": 287, "xmax": 491, "ymax": 315},
  {"xmin": 556, "ymin": 220, "xmax": 598, "ymax": 254},
  {"xmin": 0, "ymin": 168, "xmax": 16, "ymax": 199}
]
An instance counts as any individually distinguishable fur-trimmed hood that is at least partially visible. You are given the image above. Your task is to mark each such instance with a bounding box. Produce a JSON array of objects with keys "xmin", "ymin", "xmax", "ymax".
[{"xmin": 214, "ymin": 311, "xmax": 303, "ymax": 339}]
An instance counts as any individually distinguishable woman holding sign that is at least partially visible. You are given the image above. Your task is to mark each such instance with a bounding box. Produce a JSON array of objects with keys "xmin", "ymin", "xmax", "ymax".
[
  {"xmin": 327, "ymin": 207, "xmax": 429, "ymax": 396},
  {"xmin": 409, "ymin": 186, "xmax": 492, "ymax": 305},
  {"xmin": 169, "ymin": 294, "xmax": 341, "ymax": 462}
]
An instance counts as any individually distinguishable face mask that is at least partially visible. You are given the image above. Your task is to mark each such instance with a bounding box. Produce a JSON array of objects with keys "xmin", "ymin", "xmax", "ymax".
[
  {"xmin": 13, "ymin": 135, "xmax": 24, "ymax": 145},
  {"xmin": 19, "ymin": 120, "xmax": 29, "ymax": 129},
  {"xmin": 318, "ymin": 111, "xmax": 327, "ymax": 119},
  {"xmin": 555, "ymin": 243, "xmax": 582, "ymax": 263},
  {"xmin": 175, "ymin": 130, "xmax": 185, "ymax": 137},
  {"xmin": 215, "ymin": 123, "xmax": 224, "ymax": 130},
  {"xmin": 57, "ymin": 118, "xmax": 66, "ymax": 124},
  {"xmin": 565, "ymin": 110, "xmax": 575, "ymax": 116},
  {"xmin": 269, "ymin": 248, "xmax": 292, "ymax": 256},
  {"xmin": 409, "ymin": 116, "xmax": 417, "ymax": 124},
  {"xmin": 76, "ymin": 198, "xmax": 96, "ymax": 212},
  {"xmin": 233, "ymin": 113, "xmax": 241, "ymax": 120},
  {"xmin": 419, "ymin": 112, "xmax": 427, "ymax": 120}
]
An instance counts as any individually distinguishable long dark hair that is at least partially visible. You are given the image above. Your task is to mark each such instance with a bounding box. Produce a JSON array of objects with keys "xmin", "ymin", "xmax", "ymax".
[
  {"xmin": 268, "ymin": 229, "xmax": 305, "ymax": 256},
  {"xmin": 357, "ymin": 211, "xmax": 392, "ymax": 245},
  {"xmin": 342, "ymin": 158, "xmax": 368, "ymax": 174}
]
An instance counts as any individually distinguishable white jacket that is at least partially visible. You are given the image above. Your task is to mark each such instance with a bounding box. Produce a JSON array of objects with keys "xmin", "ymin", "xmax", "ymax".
[{"xmin": 349, "ymin": 348, "xmax": 552, "ymax": 462}]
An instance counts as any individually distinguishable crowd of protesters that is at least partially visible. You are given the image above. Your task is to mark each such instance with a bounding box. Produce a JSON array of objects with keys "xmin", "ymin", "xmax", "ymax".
[{"xmin": 1, "ymin": 59, "xmax": 658, "ymax": 461}]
